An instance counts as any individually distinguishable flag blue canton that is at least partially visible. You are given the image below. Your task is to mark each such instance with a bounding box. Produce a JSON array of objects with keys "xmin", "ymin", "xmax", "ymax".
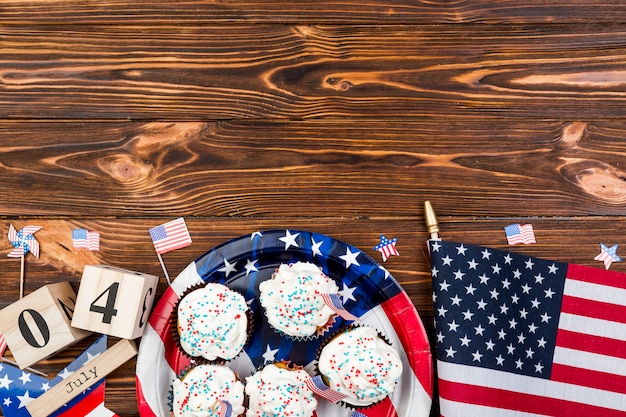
[
  {"xmin": 431, "ymin": 240, "xmax": 568, "ymax": 378},
  {"xmin": 72, "ymin": 229, "xmax": 88, "ymax": 240},
  {"xmin": 149, "ymin": 225, "xmax": 168, "ymax": 241}
]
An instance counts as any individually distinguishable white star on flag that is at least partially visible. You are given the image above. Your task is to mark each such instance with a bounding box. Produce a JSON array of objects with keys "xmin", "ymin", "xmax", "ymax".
[{"xmin": 339, "ymin": 248, "xmax": 360, "ymax": 268}]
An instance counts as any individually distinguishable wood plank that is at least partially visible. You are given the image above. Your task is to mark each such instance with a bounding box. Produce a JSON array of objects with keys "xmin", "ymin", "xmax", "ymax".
[
  {"xmin": 1, "ymin": 0, "xmax": 626, "ymax": 25},
  {"xmin": 3, "ymin": 25, "xmax": 626, "ymax": 120},
  {"xmin": 0, "ymin": 216, "xmax": 623, "ymax": 417},
  {"xmin": 1, "ymin": 120, "xmax": 626, "ymax": 217}
]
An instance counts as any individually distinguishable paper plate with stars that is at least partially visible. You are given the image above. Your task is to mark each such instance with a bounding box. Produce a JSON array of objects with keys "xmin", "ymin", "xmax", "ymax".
[{"xmin": 136, "ymin": 230, "xmax": 432, "ymax": 417}]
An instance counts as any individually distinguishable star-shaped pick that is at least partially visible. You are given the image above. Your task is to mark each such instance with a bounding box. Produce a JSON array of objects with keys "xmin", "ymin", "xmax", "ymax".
[
  {"xmin": 7, "ymin": 225, "xmax": 42, "ymax": 258},
  {"xmin": 594, "ymin": 243, "xmax": 622, "ymax": 270},
  {"xmin": 373, "ymin": 235, "xmax": 399, "ymax": 262}
]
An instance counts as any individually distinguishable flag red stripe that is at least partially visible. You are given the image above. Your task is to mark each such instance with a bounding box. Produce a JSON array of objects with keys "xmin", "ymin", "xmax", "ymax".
[
  {"xmin": 556, "ymin": 329, "xmax": 626, "ymax": 359},
  {"xmin": 561, "ymin": 294, "xmax": 626, "ymax": 324},
  {"xmin": 380, "ymin": 291, "xmax": 433, "ymax": 397},
  {"xmin": 567, "ymin": 263, "xmax": 626, "ymax": 289},
  {"xmin": 439, "ymin": 379, "xmax": 626, "ymax": 417},
  {"xmin": 550, "ymin": 363, "xmax": 626, "ymax": 395}
]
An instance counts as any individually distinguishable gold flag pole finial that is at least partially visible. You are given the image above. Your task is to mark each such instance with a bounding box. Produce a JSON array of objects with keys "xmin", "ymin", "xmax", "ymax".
[{"xmin": 424, "ymin": 200, "xmax": 439, "ymax": 240}]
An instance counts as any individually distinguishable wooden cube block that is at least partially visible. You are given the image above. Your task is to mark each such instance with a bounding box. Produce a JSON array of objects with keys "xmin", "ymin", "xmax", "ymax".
[
  {"xmin": 0, "ymin": 281, "xmax": 90, "ymax": 369},
  {"xmin": 72, "ymin": 265, "xmax": 159, "ymax": 339}
]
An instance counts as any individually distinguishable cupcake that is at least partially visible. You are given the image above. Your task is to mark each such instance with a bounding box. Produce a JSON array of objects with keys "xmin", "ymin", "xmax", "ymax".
[
  {"xmin": 245, "ymin": 362, "xmax": 317, "ymax": 417},
  {"xmin": 259, "ymin": 261, "xmax": 340, "ymax": 339},
  {"xmin": 172, "ymin": 364, "xmax": 245, "ymax": 417},
  {"xmin": 317, "ymin": 326, "xmax": 403, "ymax": 408},
  {"xmin": 175, "ymin": 282, "xmax": 251, "ymax": 362}
]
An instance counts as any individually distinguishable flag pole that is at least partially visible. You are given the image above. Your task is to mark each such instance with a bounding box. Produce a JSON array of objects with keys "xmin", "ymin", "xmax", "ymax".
[
  {"xmin": 19, "ymin": 254, "xmax": 25, "ymax": 299},
  {"xmin": 156, "ymin": 253, "xmax": 171, "ymax": 285},
  {"xmin": 424, "ymin": 200, "xmax": 440, "ymax": 240}
]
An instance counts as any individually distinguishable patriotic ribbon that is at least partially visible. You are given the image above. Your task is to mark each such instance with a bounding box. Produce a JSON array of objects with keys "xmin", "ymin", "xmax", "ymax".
[
  {"xmin": 305, "ymin": 375, "xmax": 347, "ymax": 403},
  {"xmin": 7, "ymin": 224, "xmax": 41, "ymax": 258},
  {"xmin": 321, "ymin": 293, "xmax": 359, "ymax": 321}
]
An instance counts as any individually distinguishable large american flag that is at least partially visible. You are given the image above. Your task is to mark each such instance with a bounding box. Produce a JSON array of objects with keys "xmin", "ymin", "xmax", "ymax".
[
  {"xmin": 430, "ymin": 239, "xmax": 626, "ymax": 416},
  {"xmin": 137, "ymin": 230, "xmax": 433, "ymax": 417},
  {"xmin": 0, "ymin": 335, "xmax": 118, "ymax": 417},
  {"xmin": 149, "ymin": 218, "xmax": 192, "ymax": 255}
]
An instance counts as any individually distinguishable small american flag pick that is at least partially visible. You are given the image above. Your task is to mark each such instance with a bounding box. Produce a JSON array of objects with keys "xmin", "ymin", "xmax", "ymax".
[
  {"xmin": 217, "ymin": 401, "xmax": 232, "ymax": 417},
  {"xmin": 504, "ymin": 223, "xmax": 536, "ymax": 245},
  {"xmin": 72, "ymin": 228, "xmax": 100, "ymax": 251},
  {"xmin": 321, "ymin": 293, "xmax": 359, "ymax": 321},
  {"xmin": 373, "ymin": 235, "xmax": 399, "ymax": 262},
  {"xmin": 305, "ymin": 375, "xmax": 347, "ymax": 403},
  {"xmin": 7, "ymin": 225, "xmax": 41, "ymax": 258},
  {"xmin": 149, "ymin": 217, "xmax": 192, "ymax": 255},
  {"xmin": 594, "ymin": 243, "xmax": 622, "ymax": 270}
]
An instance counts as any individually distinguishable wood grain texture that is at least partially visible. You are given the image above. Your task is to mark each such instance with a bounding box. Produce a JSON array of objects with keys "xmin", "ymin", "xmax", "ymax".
[
  {"xmin": 3, "ymin": 25, "xmax": 626, "ymax": 119},
  {"xmin": 2, "ymin": 3, "xmax": 625, "ymax": 416},
  {"xmin": 1, "ymin": 1, "xmax": 626, "ymax": 24},
  {"xmin": 1, "ymin": 121, "xmax": 626, "ymax": 218}
]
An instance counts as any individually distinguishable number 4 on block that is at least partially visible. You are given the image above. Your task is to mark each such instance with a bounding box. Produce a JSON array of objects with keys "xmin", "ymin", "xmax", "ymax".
[
  {"xmin": 72, "ymin": 265, "xmax": 159, "ymax": 339},
  {"xmin": 0, "ymin": 282, "xmax": 90, "ymax": 369}
]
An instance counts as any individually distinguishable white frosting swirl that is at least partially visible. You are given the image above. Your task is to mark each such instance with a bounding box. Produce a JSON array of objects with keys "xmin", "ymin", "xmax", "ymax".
[
  {"xmin": 259, "ymin": 261, "xmax": 338, "ymax": 337},
  {"xmin": 177, "ymin": 283, "xmax": 249, "ymax": 361},
  {"xmin": 172, "ymin": 364, "xmax": 245, "ymax": 417},
  {"xmin": 318, "ymin": 326, "xmax": 403, "ymax": 406},
  {"xmin": 245, "ymin": 363, "xmax": 317, "ymax": 417}
]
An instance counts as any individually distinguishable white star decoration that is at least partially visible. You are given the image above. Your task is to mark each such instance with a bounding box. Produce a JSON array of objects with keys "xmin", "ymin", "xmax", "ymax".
[
  {"xmin": 262, "ymin": 344, "xmax": 279, "ymax": 364},
  {"xmin": 339, "ymin": 282, "xmax": 357, "ymax": 302},
  {"xmin": 0, "ymin": 374, "xmax": 12, "ymax": 389},
  {"xmin": 311, "ymin": 238, "xmax": 323, "ymax": 257},
  {"xmin": 279, "ymin": 230, "xmax": 300, "ymax": 250},
  {"xmin": 244, "ymin": 259, "xmax": 258, "ymax": 276},
  {"xmin": 339, "ymin": 248, "xmax": 360, "ymax": 268},
  {"xmin": 218, "ymin": 258, "xmax": 238, "ymax": 277}
]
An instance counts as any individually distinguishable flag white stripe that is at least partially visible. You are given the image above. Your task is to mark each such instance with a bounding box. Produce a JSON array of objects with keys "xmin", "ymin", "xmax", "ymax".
[
  {"xmin": 439, "ymin": 397, "xmax": 552, "ymax": 417},
  {"xmin": 564, "ymin": 279, "xmax": 626, "ymax": 306},
  {"xmin": 438, "ymin": 360, "xmax": 626, "ymax": 412},
  {"xmin": 553, "ymin": 346, "xmax": 626, "ymax": 376},
  {"xmin": 558, "ymin": 313, "xmax": 626, "ymax": 340}
]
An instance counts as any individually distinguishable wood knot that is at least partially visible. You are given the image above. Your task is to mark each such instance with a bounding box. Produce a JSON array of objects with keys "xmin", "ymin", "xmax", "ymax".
[
  {"xmin": 561, "ymin": 160, "xmax": 626, "ymax": 203},
  {"xmin": 560, "ymin": 122, "xmax": 587, "ymax": 147},
  {"xmin": 98, "ymin": 154, "xmax": 152, "ymax": 184},
  {"xmin": 325, "ymin": 77, "xmax": 353, "ymax": 91}
]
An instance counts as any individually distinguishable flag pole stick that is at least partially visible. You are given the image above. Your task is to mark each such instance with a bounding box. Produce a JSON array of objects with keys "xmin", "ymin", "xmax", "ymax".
[
  {"xmin": 0, "ymin": 357, "xmax": 47, "ymax": 377},
  {"xmin": 156, "ymin": 253, "xmax": 171, "ymax": 285},
  {"xmin": 424, "ymin": 200, "xmax": 440, "ymax": 240},
  {"xmin": 19, "ymin": 254, "xmax": 25, "ymax": 299}
]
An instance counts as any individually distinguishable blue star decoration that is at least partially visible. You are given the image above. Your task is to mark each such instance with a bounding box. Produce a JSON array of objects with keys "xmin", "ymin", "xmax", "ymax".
[
  {"xmin": 594, "ymin": 243, "xmax": 622, "ymax": 270},
  {"xmin": 373, "ymin": 235, "xmax": 399, "ymax": 262}
]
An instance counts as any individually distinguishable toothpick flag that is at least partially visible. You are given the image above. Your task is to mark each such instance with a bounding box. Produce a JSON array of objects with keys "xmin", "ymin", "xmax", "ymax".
[
  {"xmin": 0, "ymin": 335, "xmax": 118, "ymax": 417},
  {"xmin": 149, "ymin": 217, "xmax": 192, "ymax": 255},
  {"xmin": 594, "ymin": 243, "xmax": 621, "ymax": 270},
  {"xmin": 504, "ymin": 223, "xmax": 536, "ymax": 245},
  {"xmin": 430, "ymin": 239, "xmax": 626, "ymax": 416},
  {"xmin": 72, "ymin": 228, "xmax": 100, "ymax": 251},
  {"xmin": 149, "ymin": 217, "xmax": 192, "ymax": 285},
  {"xmin": 305, "ymin": 375, "xmax": 347, "ymax": 403},
  {"xmin": 373, "ymin": 235, "xmax": 399, "ymax": 261},
  {"xmin": 321, "ymin": 293, "xmax": 359, "ymax": 321},
  {"xmin": 7, "ymin": 225, "xmax": 41, "ymax": 259}
]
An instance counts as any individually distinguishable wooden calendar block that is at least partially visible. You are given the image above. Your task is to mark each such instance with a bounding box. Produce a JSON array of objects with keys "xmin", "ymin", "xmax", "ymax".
[
  {"xmin": 0, "ymin": 282, "xmax": 90, "ymax": 369},
  {"xmin": 72, "ymin": 265, "xmax": 159, "ymax": 339}
]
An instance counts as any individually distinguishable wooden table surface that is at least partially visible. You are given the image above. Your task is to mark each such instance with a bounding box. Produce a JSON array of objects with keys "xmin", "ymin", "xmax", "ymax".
[{"xmin": 2, "ymin": 2, "xmax": 626, "ymax": 416}]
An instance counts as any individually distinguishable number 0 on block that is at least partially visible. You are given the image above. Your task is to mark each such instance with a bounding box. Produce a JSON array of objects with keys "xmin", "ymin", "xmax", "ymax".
[{"xmin": 72, "ymin": 265, "xmax": 159, "ymax": 339}]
